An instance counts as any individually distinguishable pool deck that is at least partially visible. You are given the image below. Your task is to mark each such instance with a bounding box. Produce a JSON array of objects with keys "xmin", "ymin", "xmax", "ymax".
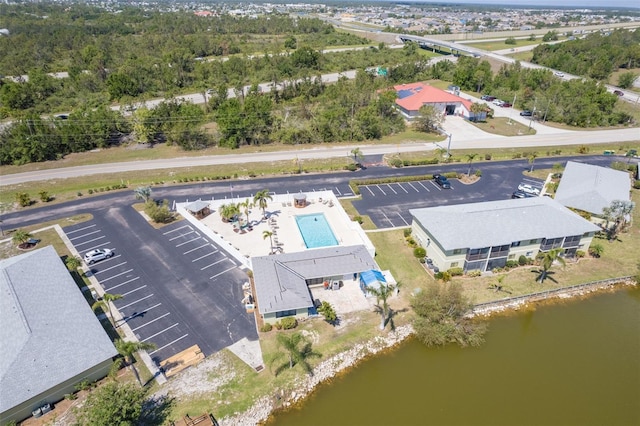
[{"xmin": 197, "ymin": 191, "xmax": 373, "ymax": 260}]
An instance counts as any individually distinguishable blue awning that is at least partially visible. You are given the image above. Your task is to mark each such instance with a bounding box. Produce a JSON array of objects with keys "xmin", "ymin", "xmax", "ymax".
[{"xmin": 360, "ymin": 269, "xmax": 387, "ymax": 287}]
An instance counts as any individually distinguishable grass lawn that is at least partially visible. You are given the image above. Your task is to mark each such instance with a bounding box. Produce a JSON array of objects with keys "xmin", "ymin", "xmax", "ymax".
[{"xmin": 472, "ymin": 116, "xmax": 536, "ymax": 136}]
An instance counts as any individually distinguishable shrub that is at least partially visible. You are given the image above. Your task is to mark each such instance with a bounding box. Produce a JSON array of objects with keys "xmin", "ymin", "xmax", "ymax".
[
  {"xmin": 512, "ymin": 153, "xmax": 522, "ymax": 159},
  {"xmin": 144, "ymin": 199, "xmax": 174, "ymax": 224},
  {"xmin": 578, "ymin": 145, "xmax": 589, "ymax": 154},
  {"xmin": 75, "ymin": 379, "xmax": 95, "ymax": 392},
  {"xmin": 88, "ymin": 189, "xmax": 94, "ymax": 194},
  {"xmin": 505, "ymin": 260, "xmax": 518, "ymax": 268},
  {"xmin": 39, "ymin": 191, "xmax": 51, "ymax": 202},
  {"xmin": 634, "ymin": 180, "xmax": 640, "ymax": 190},
  {"xmin": 353, "ymin": 215, "xmax": 364, "ymax": 224},
  {"xmin": 260, "ymin": 323, "xmax": 273, "ymax": 332},
  {"xmin": 474, "ymin": 169, "xmax": 482, "ymax": 177},
  {"xmin": 484, "ymin": 153, "xmax": 492, "ymax": 160},
  {"xmin": 413, "ymin": 247, "xmax": 427, "ymax": 258},
  {"xmin": 77, "ymin": 192, "xmax": 83, "ymax": 197},
  {"xmin": 518, "ymin": 255, "xmax": 529, "ymax": 266},
  {"xmin": 448, "ymin": 267, "xmax": 463, "ymax": 276},
  {"xmin": 403, "ymin": 228, "xmax": 412, "ymax": 237},
  {"xmin": 15, "ymin": 192, "xmax": 31, "ymax": 207},
  {"xmin": 280, "ymin": 317, "xmax": 298, "ymax": 330},
  {"xmin": 576, "ymin": 250, "xmax": 586, "ymax": 258},
  {"xmin": 388, "ymin": 157, "xmax": 403, "ymax": 168},
  {"xmin": 406, "ymin": 237, "xmax": 417, "ymax": 247},
  {"xmin": 64, "ymin": 393, "xmax": 78, "ymax": 401},
  {"xmin": 419, "ymin": 258, "xmax": 426, "ymax": 263},
  {"xmin": 273, "ymin": 321, "xmax": 282, "ymax": 330},
  {"xmin": 467, "ymin": 270, "xmax": 482, "ymax": 277},
  {"xmin": 317, "ymin": 301, "xmax": 338, "ymax": 325},
  {"xmin": 345, "ymin": 163, "xmax": 358, "ymax": 171}
]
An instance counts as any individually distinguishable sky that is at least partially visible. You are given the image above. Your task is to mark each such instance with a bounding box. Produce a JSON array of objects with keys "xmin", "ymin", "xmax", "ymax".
[{"xmin": 400, "ymin": 0, "xmax": 640, "ymax": 9}]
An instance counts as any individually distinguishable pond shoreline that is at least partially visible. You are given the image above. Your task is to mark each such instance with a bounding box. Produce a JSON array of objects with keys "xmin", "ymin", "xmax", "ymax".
[{"xmin": 220, "ymin": 279, "xmax": 637, "ymax": 426}]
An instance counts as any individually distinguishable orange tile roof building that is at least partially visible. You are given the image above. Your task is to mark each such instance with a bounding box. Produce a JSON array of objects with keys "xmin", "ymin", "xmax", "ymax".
[{"xmin": 393, "ymin": 82, "xmax": 486, "ymax": 121}]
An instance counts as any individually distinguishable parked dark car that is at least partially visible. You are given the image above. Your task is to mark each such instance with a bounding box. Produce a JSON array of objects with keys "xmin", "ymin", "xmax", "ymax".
[
  {"xmin": 512, "ymin": 190, "xmax": 532, "ymax": 199},
  {"xmin": 520, "ymin": 110, "xmax": 533, "ymax": 116},
  {"xmin": 613, "ymin": 90, "xmax": 624, "ymax": 97},
  {"xmin": 481, "ymin": 95, "xmax": 496, "ymax": 101},
  {"xmin": 433, "ymin": 173, "xmax": 451, "ymax": 189},
  {"xmin": 501, "ymin": 102, "xmax": 512, "ymax": 108}
]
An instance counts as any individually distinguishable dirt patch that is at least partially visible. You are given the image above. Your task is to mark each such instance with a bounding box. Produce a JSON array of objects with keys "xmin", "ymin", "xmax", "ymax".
[{"xmin": 457, "ymin": 174, "xmax": 480, "ymax": 184}]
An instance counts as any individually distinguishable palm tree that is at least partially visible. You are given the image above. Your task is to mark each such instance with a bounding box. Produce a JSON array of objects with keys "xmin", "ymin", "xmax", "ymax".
[
  {"xmin": 240, "ymin": 198, "xmax": 253, "ymax": 228},
  {"xmin": 272, "ymin": 332, "xmax": 321, "ymax": 376},
  {"xmin": 65, "ymin": 255, "xmax": 82, "ymax": 271},
  {"xmin": 12, "ymin": 229, "xmax": 32, "ymax": 246},
  {"xmin": 133, "ymin": 186, "xmax": 152, "ymax": 202},
  {"xmin": 528, "ymin": 152, "xmax": 538, "ymax": 172},
  {"xmin": 366, "ymin": 281, "xmax": 401, "ymax": 330},
  {"xmin": 115, "ymin": 339, "xmax": 157, "ymax": 386},
  {"xmin": 465, "ymin": 153, "xmax": 479, "ymax": 176},
  {"xmin": 350, "ymin": 147, "xmax": 364, "ymax": 165},
  {"xmin": 92, "ymin": 293, "xmax": 123, "ymax": 326},
  {"xmin": 536, "ymin": 248, "xmax": 566, "ymax": 283},
  {"xmin": 253, "ymin": 189, "xmax": 272, "ymax": 219},
  {"xmin": 219, "ymin": 203, "xmax": 240, "ymax": 223},
  {"xmin": 589, "ymin": 243, "xmax": 604, "ymax": 258},
  {"xmin": 488, "ymin": 275, "xmax": 511, "ymax": 294},
  {"xmin": 263, "ymin": 230, "xmax": 274, "ymax": 253}
]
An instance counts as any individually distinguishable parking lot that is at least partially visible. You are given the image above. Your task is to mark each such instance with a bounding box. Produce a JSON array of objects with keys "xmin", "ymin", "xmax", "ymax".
[{"xmin": 64, "ymin": 208, "xmax": 257, "ymax": 365}]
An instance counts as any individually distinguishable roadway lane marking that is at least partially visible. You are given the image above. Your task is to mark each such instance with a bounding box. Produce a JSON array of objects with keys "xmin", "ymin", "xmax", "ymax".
[
  {"xmin": 169, "ymin": 230, "xmax": 195, "ymax": 241},
  {"xmin": 364, "ymin": 186, "xmax": 375, "ymax": 196},
  {"xmin": 100, "ymin": 269, "xmax": 134, "ymax": 282},
  {"xmin": 192, "ymin": 250, "xmax": 218, "ymax": 262},
  {"xmin": 376, "ymin": 185, "xmax": 387, "ymax": 195},
  {"xmin": 386, "ymin": 184, "xmax": 397, "ymax": 194},
  {"xmin": 131, "ymin": 312, "xmax": 170, "ymax": 332},
  {"xmin": 119, "ymin": 294, "xmax": 154, "ymax": 310},
  {"xmin": 121, "ymin": 285, "xmax": 148, "ymax": 297},
  {"xmin": 380, "ymin": 211, "xmax": 395, "ymax": 227},
  {"xmin": 183, "ymin": 243, "xmax": 210, "ymax": 255},
  {"xmin": 141, "ymin": 323, "xmax": 180, "ymax": 342},
  {"xmin": 407, "ymin": 182, "xmax": 420, "ymax": 192},
  {"xmin": 417, "ymin": 181, "xmax": 430, "ymax": 191},
  {"xmin": 105, "ymin": 276, "xmax": 140, "ymax": 292},
  {"xmin": 65, "ymin": 224, "xmax": 96, "ymax": 234},
  {"xmin": 176, "ymin": 236, "xmax": 201, "ymax": 247},
  {"xmin": 69, "ymin": 230, "xmax": 101, "ymax": 241},
  {"xmin": 93, "ymin": 261, "xmax": 127, "ymax": 275},
  {"xmin": 335, "ymin": 187, "xmax": 342, "ymax": 195},
  {"xmin": 149, "ymin": 334, "xmax": 189, "ymax": 355},
  {"xmin": 74, "ymin": 235, "xmax": 106, "ymax": 246},
  {"xmin": 396, "ymin": 183, "xmax": 409, "ymax": 193},
  {"xmin": 163, "ymin": 225, "xmax": 190, "ymax": 235},
  {"xmin": 396, "ymin": 213, "xmax": 410, "ymax": 226},
  {"xmin": 81, "ymin": 242, "xmax": 112, "ymax": 253},
  {"xmin": 210, "ymin": 265, "xmax": 237, "ymax": 280},
  {"xmin": 200, "ymin": 257, "xmax": 228, "ymax": 271}
]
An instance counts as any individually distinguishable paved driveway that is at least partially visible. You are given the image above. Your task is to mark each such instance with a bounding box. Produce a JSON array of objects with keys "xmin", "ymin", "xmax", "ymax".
[{"xmin": 64, "ymin": 207, "xmax": 257, "ymax": 365}]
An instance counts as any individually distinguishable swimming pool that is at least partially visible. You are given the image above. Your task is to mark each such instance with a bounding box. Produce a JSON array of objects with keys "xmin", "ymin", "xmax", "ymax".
[{"xmin": 295, "ymin": 213, "xmax": 339, "ymax": 248}]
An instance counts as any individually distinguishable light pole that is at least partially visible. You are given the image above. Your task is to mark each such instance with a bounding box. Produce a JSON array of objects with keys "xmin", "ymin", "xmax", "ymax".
[{"xmin": 446, "ymin": 132, "xmax": 452, "ymax": 159}]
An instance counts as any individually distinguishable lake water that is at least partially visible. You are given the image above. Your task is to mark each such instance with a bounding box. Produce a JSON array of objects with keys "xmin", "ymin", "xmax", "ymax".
[{"xmin": 267, "ymin": 286, "xmax": 640, "ymax": 426}]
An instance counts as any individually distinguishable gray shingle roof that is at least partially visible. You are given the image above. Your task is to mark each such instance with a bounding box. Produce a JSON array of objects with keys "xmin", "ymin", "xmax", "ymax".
[
  {"xmin": 0, "ymin": 246, "xmax": 117, "ymax": 413},
  {"xmin": 554, "ymin": 161, "xmax": 631, "ymax": 215},
  {"xmin": 252, "ymin": 245, "xmax": 378, "ymax": 315},
  {"xmin": 184, "ymin": 200, "xmax": 210, "ymax": 213},
  {"xmin": 410, "ymin": 197, "xmax": 600, "ymax": 251}
]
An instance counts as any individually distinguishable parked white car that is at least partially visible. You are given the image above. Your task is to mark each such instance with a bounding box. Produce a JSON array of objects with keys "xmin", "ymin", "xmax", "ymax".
[
  {"xmin": 492, "ymin": 99, "xmax": 505, "ymax": 106},
  {"xmin": 84, "ymin": 248, "xmax": 114, "ymax": 264},
  {"xmin": 517, "ymin": 184, "xmax": 541, "ymax": 195}
]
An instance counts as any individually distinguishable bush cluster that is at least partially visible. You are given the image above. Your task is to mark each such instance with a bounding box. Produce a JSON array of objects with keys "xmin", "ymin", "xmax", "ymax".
[
  {"xmin": 413, "ymin": 247, "xmax": 426, "ymax": 258},
  {"xmin": 447, "ymin": 267, "xmax": 463, "ymax": 276},
  {"xmin": 260, "ymin": 323, "xmax": 273, "ymax": 332},
  {"xmin": 279, "ymin": 317, "xmax": 298, "ymax": 330},
  {"xmin": 144, "ymin": 199, "xmax": 174, "ymax": 224},
  {"xmin": 87, "ymin": 183, "xmax": 127, "ymax": 195}
]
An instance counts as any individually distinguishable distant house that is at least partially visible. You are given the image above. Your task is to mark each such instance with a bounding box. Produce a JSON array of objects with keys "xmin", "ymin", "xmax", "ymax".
[
  {"xmin": 392, "ymin": 82, "xmax": 486, "ymax": 121},
  {"xmin": 410, "ymin": 197, "xmax": 600, "ymax": 273},
  {"xmin": 554, "ymin": 161, "xmax": 631, "ymax": 218},
  {"xmin": 252, "ymin": 245, "xmax": 379, "ymax": 323},
  {"xmin": 0, "ymin": 246, "xmax": 117, "ymax": 424}
]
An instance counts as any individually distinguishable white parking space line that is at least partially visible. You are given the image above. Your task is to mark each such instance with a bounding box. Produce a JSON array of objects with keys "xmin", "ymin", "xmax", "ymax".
[
  {"xmin": 65, "ymin": 224, "xmax": 96, "ymax": 234},
  {"xmin": 119, "ymin": 294, "xmax": 154, "ymax": 310},
  {"xmin": 81, "ymin": 242, "xmax": 112, "ymax": 253},
  {"xmin": 364, "ymin": 186, "xmax": 375, "ymax": 196},
  {"xmin": 105, "ymin": 276, "xmax": 140, "ymax": 292},
  {"xmin": 69, "ymin": 230, "xmax": 101, "ymax": 241},
  {"xmin": 200, "ymin": 257, "xmax": 228, "ymax": 271},
  {"xmin": 149, "ymin": 334, "xmax": 189, "ymax": 355},
  {"xmin": 386, "ymin": 184, "xmax": 397, "ymax": 194},
  {"xmin": 176, "ymin": 236, "xmax": 201, "ymax": 247},
  {"xmin": 335, "ymin": 187, "xmax": 342, "ymax": 196},
  {"xmin": 430, "ymin": 181, "xmax": 442, "ymax": 191},
  {"xmin": 183, "ymin": 243, "xmax": 210, "ymax": 255},
  {"xmin": 169, "ymin": 230, "xmax": 195, "ymax": 241},
  {"xmin": 122, "ymin": 285, "xmax": 148, "ymax": 297},
  {"xmin": 396, "ymin": 183, "xmax": 409, "ymax": 194},
  {"xmin": 376, "ymin": 185, "xmax": 387, "ymax": 195},
  {"xmin": 100, "ymin": 269, "xmax": 134, "ymax": 282},
  {"xmin": 74, "ymin": 235, "xmax": 106, "ymax": 246},
  {"xmin": 163, "ymin": 225, "xmax": 190, "ymax": 235},
  {"xmin": 380, "ymin": 211, "xmax": 395, "ymax": 227},
  {"xmin": 142, "ymin": 323, "xmax": 180, "ymax": 342},
  {"xmin": 417, "ymin": 181, "xmax": 431, "ymax": 192},
  {"xmin": 407, "ymin": 182, "xmax": 420, "ymax": 192},
  {"xmin": 132, "ymin": 312, "xmax": 170, "ymax": 332},
  {"xmin": 396, "ymin": 213, "xmax": 409, "ymax": 226},
  {"xmin": 210, "ymin": 265, "xmax": 237, "ymax": 280},
  {"xmin": 192, "ymin": 250, "xmax": 218, "ymax": 262},
  {"xmin": 93, "ymin": 261, "xmax": 127, "ymax": 275}
]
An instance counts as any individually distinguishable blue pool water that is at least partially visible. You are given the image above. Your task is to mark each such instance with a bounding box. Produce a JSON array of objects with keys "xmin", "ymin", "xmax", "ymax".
[{"xmin": 295, "ymin": 213, "xmax": 339, "ymax": 248}]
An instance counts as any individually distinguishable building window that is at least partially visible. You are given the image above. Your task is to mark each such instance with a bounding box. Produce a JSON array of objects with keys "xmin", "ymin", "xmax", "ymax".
[
  {"xmin": 511, "ymin": 241, "xmax": 521, "ymax": 247},
  {"xmin": 451, "ymin": 262, "xmax": 459, "ymax": 268},
  {"xmin": 453, "ymin": 249, "xmax": 462, "ymax": 255},
  {"xmin": 508, "ymin": 254, "xmax": 515, "ymax": 260},
  {"xmin": 529, "ymin": 239, "xmax": 537, "ymax": 245},
  {"xmin": 526, "ymin": 251, "xmax": 533, "ymax": 257},
  {"xmin": 276, "ymin": 309, "xmax": 297, "ymax": 318}
]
